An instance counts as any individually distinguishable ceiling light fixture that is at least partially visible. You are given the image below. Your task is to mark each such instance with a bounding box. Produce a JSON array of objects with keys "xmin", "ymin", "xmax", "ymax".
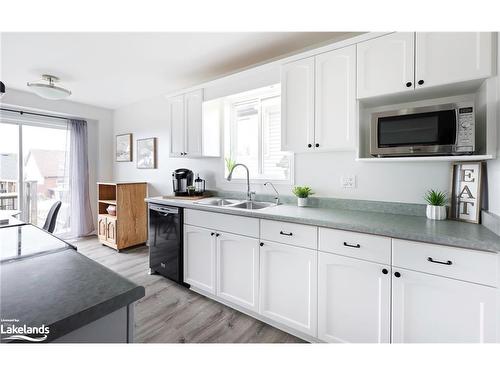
[{"xmin": 27, "ymin": 74, "xmax": 71, "ymax": 100}]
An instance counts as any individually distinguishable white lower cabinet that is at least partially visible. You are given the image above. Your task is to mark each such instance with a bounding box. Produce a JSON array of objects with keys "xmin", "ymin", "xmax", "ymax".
[
  {"xmin": 259, "ymin": 241, "xmax": 317, "ymax": 336},
  {"xmin": 184, "ymin": 225, "xmax": 216, "ymax": 294},
  {"xmin": 392, "ymin": 267, "xmax": 497, "ymax": 343},
  {"xmin": 318, "ymin": 252, "xmax": 391, "ymax": 343},
  {"xmin": 216, "ymin": 232, "xmax": 259, "ymax": 312}
]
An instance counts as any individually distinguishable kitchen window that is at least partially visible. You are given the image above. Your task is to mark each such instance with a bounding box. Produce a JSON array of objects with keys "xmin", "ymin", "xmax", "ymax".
[{"xmin": 223, "ymin": 84, "xmax": 293, "ymax": 183}]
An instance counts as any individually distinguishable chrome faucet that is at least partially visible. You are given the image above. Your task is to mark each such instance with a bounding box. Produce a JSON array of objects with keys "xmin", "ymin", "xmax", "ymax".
[
  {"xmin": 227, "ymin": 163, "xmax": 255, "ymax": 201},
  {"xmin": 264, "ymin": 181, "xmax": 280, "ymax": 205}
]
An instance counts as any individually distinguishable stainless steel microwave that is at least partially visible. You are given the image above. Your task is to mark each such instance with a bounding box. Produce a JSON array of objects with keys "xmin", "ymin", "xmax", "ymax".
[{"xmin": 370, "ymin": 102, "xmax": 475, "ymax": 157}]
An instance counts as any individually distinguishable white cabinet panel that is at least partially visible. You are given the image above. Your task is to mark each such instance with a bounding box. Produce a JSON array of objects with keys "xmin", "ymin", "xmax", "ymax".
[
  {"xmin": 315, "ymin": 45, "xmax": 357, "ymax": 151},
  {"xmin": 318, "ymin": 252, "xmax": 391, "ymax": 343},
  {"xmin": 217, "ymin": 232, "xmax": 259, "ymax": 311},
  {"xmin": 259, "ymin": 241, "xmax": 317, "ymax": 336},
  {"xmin": 184, "ymin": 225, "xmax": 216, "ymax": 294},
  {"xmin": 357, "ymin": 32, "xmax": 415, "ymax": 98},
  {"xmin": 168, "ymin": 95, "xmax": 185, "ymax": 157},
  {"xmin": 392, "ymin": 267, "xmax": 497, "ymax": 343},
  {"xmin": 185, "ymin": 89, "xmax": 203, "ymax": 157},
  {"xmin": 415, "ymin": 32, "xmax": 493, "ymax": 89},
  {"xmin": 281, "ymin": 57, "xmax": 315, "ymax": 152},
  {"xmin": 184, "ymin": 209, "xmax": 259, "ymax": 238},
  {"xmin": 260, "ymin": 219, "xmax": 317, "ymax": 249}
]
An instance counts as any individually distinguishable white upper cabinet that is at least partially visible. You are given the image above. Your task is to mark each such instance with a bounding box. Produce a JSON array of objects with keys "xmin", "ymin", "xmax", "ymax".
[
  {"xmin": 168, "ymin": 94, "xmax": 185, "ymax": 157},
  {"xmin": 216, "ymin": 232, "xmax": 259, "ymax": 312},
  {"xmin": 259, "ymin": 241, "xmax": 317, "ymax": 336},
  {"xmin": 392, "ymin": 267, "xmax": 497, "ymax": 343},
  {"xmin": 415, "ymin": 32, "xmax": 494, "ymax": 90},
  {"xmin": 184, "ymin": 89, "xmax": 203, "ymax": 157},
  {"xmin": 168, "ymin": 88, "xmax": 219, "ymax": 158},
  {"xmin": 318, "ymin": 252, "xmax": 391, "ymax": 343},
  {"xmin": 357, "ymin": 32, "xmax": 415, "ymax": 99},
  {"xmin": 281, "ymin": 57, "xmax": 315, "ymax": 152},
  {"xmin": 315, "ymin": 45, "xmax": 357, "ymax": 151}
]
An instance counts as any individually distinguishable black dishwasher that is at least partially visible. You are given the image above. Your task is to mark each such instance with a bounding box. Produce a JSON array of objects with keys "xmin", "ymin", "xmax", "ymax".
[{"xmin": 148, "ymin": 204, "xmax": 187, "ymax": 286}]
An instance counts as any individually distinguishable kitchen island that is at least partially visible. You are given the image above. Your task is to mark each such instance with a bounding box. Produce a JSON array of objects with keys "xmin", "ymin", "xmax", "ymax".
[{"xmin": 0, "ymin": 224, "xmax": 145, "ymax": 343}]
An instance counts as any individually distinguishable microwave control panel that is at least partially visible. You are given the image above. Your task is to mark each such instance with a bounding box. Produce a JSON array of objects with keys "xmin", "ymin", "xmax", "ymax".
[{"xmin": 456, "ymin": 107, "xmax": 475, "ymax": 151}]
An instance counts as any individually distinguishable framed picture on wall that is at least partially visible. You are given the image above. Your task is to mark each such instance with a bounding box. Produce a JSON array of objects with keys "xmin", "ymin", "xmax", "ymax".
[
  {"xmin": 137, "ymin": 137, "xmax": 157, "ymax": 169},
  {"xmin": 116, "ymin": 133, "xmax": 132, "ymax": 162},
  {"xmin": 450, "ymin": 161, "xmax": 484, "ymax": 224}
]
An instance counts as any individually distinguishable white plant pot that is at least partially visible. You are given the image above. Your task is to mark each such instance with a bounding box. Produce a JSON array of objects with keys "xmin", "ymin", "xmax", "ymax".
[
  {"xmin": 297, "ymin": 197, "xmax": 308, "ymax": 207},
  {"xmin": 426, "ymin": 205, "xmax": 447, "ymax": 220}
]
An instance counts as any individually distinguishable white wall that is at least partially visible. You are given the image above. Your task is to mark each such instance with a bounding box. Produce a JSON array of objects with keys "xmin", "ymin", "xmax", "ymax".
[
  {"xmin": 0, "ymin": 88, "xmax": 114, "ymax": 225},
  {"xmin": 485, "ymin": 37, "xmax": 500, "ymax": 216},
  {"xmin": 113, "ymin": 94, "xmax": 453, "ymax": 204}
]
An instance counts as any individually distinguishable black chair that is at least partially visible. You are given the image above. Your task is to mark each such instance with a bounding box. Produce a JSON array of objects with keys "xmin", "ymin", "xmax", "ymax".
[{"xmin": 42, "ymin": 201, "xmax": 62, "ymax": 233}]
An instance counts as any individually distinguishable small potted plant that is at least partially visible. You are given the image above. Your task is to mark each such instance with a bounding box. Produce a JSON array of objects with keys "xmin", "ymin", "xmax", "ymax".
[
  {"xmin": 424, "ymin": 189, "xmax": 447, "ymax": 220},
  {"xmin": 292, "ymin": 186, "xmax": 314, "ymax": 207}
]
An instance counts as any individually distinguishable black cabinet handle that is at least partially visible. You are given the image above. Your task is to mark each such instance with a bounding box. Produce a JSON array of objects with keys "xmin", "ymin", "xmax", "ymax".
[
  {"xmin": 382, "ymin": 268, "xmax": 388, "ymax": 275},
  {"xmin": 260, "ymin": 242, "xmax": 264, "ymax": 247},
  {"xmin": 315, "ymin": 143, "xmax": 320, "ymax": 147},
  {"xmin": 394, "ymin": 271, "xmax": 401, "ymax": 278},
  {"xmin": 210, "ymin": 232, "xmax": 215, "ymax": 236},
  {"xmin": 406, "ymin": 81, "xmax": 412, "ymax": 87},
  {"xmin": 418, "ymin": 79, "xmax": 424, "ymax": 85},
  {"xmin": 307, "ymin": 144, "xmax": 312, "ymax": 148},
  {"xmin": 279, "ymin": 230, "xmax": 293, "ymax": 236},
  {"xmin": 427, "ymin": 257, "xmax": 452, "ymax": 265},
  {"xmin": 343, "ymin": 242, "xmax": 361, "ymax": 248},
  {"xmin": 215, "ymin": 233, "xmax": 220, "ymax": 237}
]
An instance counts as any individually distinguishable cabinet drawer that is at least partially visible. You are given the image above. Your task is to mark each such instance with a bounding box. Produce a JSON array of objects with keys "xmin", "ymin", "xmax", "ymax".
[
  {"xmin": 319, "ymin": 228, "xmax": 391, "ymax": 264},
  {"xmin": 392, "ymin": 239, "xmax": 498, "ymax": 287},
  {"xmin": 184, "ymin": 209, "xmax": 259, "ymax": 238},
  {"xmin": 260, "ymin": 220, "xmax": 317, "ymax": 249}
]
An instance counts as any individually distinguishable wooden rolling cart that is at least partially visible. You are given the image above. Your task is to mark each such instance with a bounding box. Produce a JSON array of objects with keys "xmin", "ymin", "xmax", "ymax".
[{"xmin": 97, "ymin": 182, "xmax": 148, "ymax": 251}]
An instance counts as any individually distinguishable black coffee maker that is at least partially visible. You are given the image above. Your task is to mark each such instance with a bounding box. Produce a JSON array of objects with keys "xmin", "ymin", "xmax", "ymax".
[{"xmin": 172, "ymin": 168, "xmax": 194, "ymax": 196}]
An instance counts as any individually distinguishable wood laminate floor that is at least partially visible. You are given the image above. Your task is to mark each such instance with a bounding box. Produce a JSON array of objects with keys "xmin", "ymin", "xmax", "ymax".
[{"xmin": 74, "ymin": 236, "xmax": 305, "ymax": 343}]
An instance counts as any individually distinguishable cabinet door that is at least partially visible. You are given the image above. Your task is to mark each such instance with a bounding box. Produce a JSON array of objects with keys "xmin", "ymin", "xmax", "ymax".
[
  {"xmin": 392, "ymin": 267, "xmax": 497, "ymax": 343},
  {"xmin": 184, "ymin": 225, "xmax": 216, "ymax": 294},
  {"xmin": 415, "ymin": 32, "xmax": 493, "ymax": 89},
  {"xmin": 97, "ymin": 215, "xmax": 107, "ymax": 241},
  {"xmin": 106, "ymin": 218, "xmax": 117, "ymax": 245},
  {"xmin": 281, "ymin": 57, "xmax": 315, "ymax": 152},
  {"xmin": 259, "ymin": 241, "xmax": 317, "ymax": 336},
  {"xmin": 357, "ymin": 32, "xmax": 415, "ymax": 98},
  {"xmin": 168, "ymin": 94, "xmax": 185, "ymax": 157},
  {"xmin": 315, "ymin": 45, "xmax": 357, "ymax": 151},
  {"xmin": 185, "ymin": 89, "xmax": 203, "ymax": 157},
  {"xmin": 318, "ymin": 252, "xmax": 390, "ymax": 343},
  {"xmin": 216, "ymin": 232, "xmax": 259, "ymax": 311}
]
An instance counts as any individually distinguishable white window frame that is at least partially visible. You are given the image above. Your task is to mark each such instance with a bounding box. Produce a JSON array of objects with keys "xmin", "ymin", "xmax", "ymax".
[{"xmin": 223, "ymin": 86, "xmax": 294, "ymax": 185}]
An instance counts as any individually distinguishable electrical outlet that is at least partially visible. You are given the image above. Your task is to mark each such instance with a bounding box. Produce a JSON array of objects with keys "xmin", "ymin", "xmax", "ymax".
[{"xmin": 341, "ymin": 175, "xmax": 357, "ymax": 189}]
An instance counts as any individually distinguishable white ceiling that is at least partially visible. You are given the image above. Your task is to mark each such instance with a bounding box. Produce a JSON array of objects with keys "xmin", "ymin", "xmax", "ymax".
[{"xmin": 1, "ymin": 32, "xmax": 354, "ymax": 109}]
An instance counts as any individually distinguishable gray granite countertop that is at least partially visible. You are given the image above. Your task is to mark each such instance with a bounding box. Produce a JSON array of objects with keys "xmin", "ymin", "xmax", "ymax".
[
  {"xmin": 147, "ymin": 196, "xmax": 500, "ymax": 253},
  {"xmin": 1, "ymin": 249, "xmax": 145, "ymax": 342}
]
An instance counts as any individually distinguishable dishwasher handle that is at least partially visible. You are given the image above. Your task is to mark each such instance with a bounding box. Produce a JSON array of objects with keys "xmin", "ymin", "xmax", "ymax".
[{"xmin": 149, "ymin": 204, "xmax": 179, "ymax": 214}]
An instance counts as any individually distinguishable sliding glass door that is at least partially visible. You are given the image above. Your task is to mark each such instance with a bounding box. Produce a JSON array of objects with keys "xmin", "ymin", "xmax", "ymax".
[
  {"xmin": 0, "ymin": 121, "xmax": 71, "ymax": 235},
  {"xmin": 0, "ymin": 123, "xmax": 19, "ymax": 211}
]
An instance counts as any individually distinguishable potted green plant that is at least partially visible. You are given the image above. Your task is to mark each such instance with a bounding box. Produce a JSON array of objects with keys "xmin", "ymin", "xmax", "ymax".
[
  {"xmin": 424, "ymin": 189, "xmax": 447, "ymax": 220},
  {"xmin": 292, "ymin": 186, "xmax": 314, "ymax": 207}
]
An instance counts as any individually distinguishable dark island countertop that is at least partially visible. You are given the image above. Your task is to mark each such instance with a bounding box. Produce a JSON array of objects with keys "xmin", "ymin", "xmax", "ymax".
[
  {"xmin": 146, "ymin": 196, "xmax": 500, "ymax": 253},
  {"xmin": 0, "ymin": 225, "xmax": 145, "ymax": 343}
]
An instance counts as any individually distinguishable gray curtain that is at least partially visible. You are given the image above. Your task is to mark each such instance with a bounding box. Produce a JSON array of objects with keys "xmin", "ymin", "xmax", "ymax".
[{"xmin": 69, "ymin": 119, "xmax": 94, "ymax": 237}]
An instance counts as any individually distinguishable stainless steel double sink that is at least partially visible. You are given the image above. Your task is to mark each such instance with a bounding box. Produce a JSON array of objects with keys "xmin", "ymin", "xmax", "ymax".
[{"xmin": 194, "ymin": 198, "xmax": 277, "ymax": 210}]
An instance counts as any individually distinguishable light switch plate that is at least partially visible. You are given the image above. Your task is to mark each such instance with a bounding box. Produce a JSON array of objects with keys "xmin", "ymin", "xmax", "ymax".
[{"xmin": 341, "ymin": 175, "xmax": 356, "ymax": 189}]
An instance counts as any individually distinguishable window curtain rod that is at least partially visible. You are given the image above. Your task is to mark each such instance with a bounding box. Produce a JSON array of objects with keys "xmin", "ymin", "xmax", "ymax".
[{"xmin": 0, "ymin": 107, "xmax": 75, "ymax": 121}]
